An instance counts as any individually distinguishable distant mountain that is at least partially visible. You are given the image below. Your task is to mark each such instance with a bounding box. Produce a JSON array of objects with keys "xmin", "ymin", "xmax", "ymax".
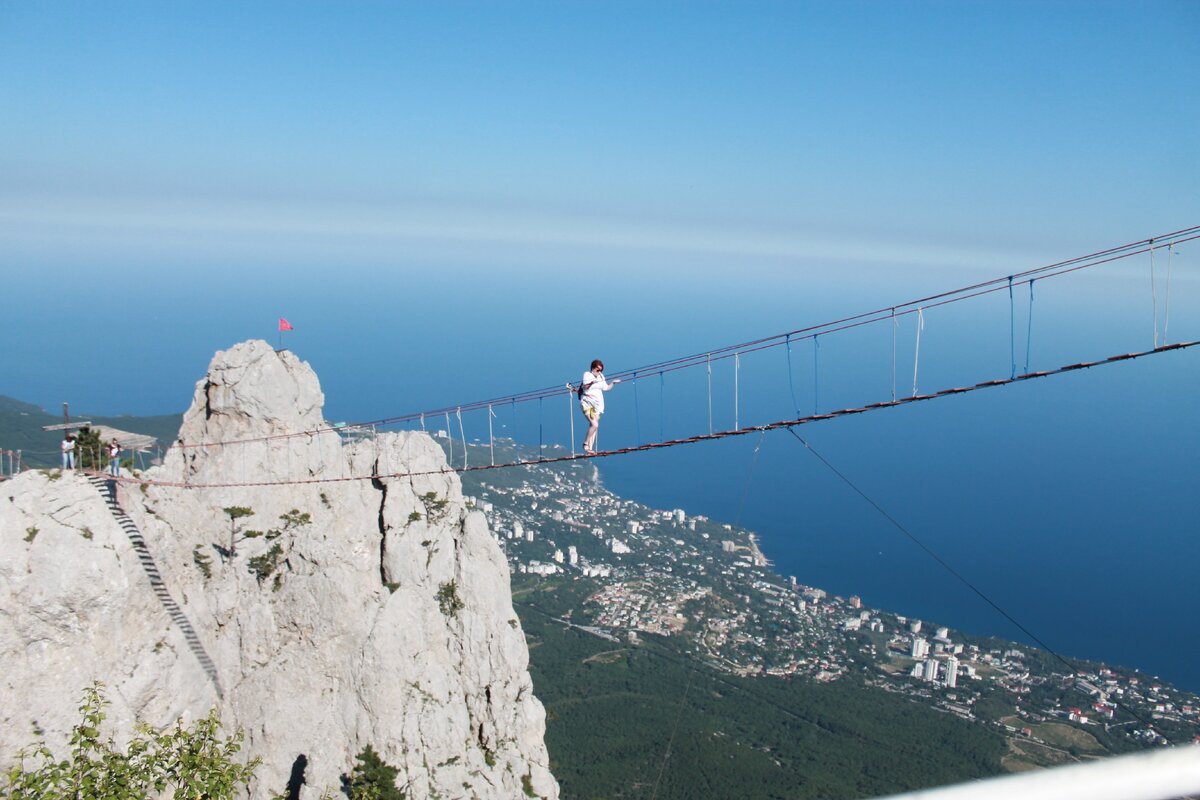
[
  {"xmin": 0, "ymin": 394, "xmax": 183, "ymax": 468},
  {"xmin": 0, "ymin": 396, "xmax": 45, "ymax": 415}
]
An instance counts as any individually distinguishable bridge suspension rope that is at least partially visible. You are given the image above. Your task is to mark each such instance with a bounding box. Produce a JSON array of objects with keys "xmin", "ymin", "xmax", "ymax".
[
  {"xmin": 95, "ymin": 227, "xmax": 1194, "ymax": 493},
  {"xmin": 166, "ymin": 226, "xmax": 1200, "ymax": 454},
  {"xmin": 117, "ymin": 340, "xmax": 1197, "ymax": 490}
]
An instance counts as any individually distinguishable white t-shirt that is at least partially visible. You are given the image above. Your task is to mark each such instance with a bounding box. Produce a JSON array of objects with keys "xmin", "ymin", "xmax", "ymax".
[
  {"xmin": 580, "ymin": 371, "xmax": 611, "ymax": 413},
  {"xmin": 61, "ymin": 439, "xmax": 73, "ymax": 454}
]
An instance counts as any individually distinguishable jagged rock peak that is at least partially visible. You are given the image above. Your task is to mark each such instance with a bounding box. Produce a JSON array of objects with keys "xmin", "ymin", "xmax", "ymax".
[
  {"xmin": 0, "ymin": 340, "xmax": 558, "ymax": 799},
  {"xmin": 180, "ymin": 339, "xmax": 325, "ymax": 443}
]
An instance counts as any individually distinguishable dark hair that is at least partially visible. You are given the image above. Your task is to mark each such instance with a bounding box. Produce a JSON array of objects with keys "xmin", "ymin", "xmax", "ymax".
[{"xmin": 590, "ymin": 359, "xmax": 604, "ymax": 371}]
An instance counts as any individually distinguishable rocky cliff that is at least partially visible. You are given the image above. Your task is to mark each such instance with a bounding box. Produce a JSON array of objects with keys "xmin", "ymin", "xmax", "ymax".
[{"xmin": 0, "ymin": 340, "xmax": 558, "ymax": 799}]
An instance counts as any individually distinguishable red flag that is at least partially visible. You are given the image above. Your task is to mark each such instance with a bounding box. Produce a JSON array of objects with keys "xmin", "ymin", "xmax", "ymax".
[{"xmin": 279, "ymin": 318, "xmax": 293, "ymax": 332}]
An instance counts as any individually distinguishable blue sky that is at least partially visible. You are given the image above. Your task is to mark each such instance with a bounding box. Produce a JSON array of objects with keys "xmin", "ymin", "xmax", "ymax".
[{"xmin": 3, "ymin": 1, "xmax": 1197, "ymax": 285}]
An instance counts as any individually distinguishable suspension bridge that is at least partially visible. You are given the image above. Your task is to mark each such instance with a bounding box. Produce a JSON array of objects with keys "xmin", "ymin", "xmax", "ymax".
[{"xmin": 82, "ymin": 224, "xmax": 1197, "ymax": 491}]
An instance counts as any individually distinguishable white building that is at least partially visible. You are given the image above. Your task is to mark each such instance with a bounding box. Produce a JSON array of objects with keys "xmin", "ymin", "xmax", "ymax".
[
  {"xmin": 513, "ymin": 521, "xmax": 524, "ymax": 540},
  {"xmin": 626, "ymin": 520, "xmax": 641, "ymax": 535},
  {"xmin": 923, "ymin": 658, "xmax": 939, "ymax": 683},
  {"xmin": 567, "ymin": 546, "xmax": 578, "ymax": 566},
  {"xmin": 673, "ymin": 509, "xmax": 686, "ymax": 524},
  {"xmin": 910, "ymin": 619, "xmax": 923, "ymax": 634},
  {"xmin": 610, "ymin": 538, "xmax": 631, "ymax": 554},
  {"xmin": 911, "ymin": 637, "xmax": 930, "ymax": 659},
  {"xmin": 945, "ymin": 657, "xmax": 959, "ymax": 688},
  {"xmin": 552, "ymin": 549, "xmax": 564, "ymax": 564}
]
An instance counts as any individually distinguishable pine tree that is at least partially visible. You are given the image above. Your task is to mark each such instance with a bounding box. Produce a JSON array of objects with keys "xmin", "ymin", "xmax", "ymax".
[{"xmin": 348, "ymin": 745, "xmax": 405, "ymax": 800}]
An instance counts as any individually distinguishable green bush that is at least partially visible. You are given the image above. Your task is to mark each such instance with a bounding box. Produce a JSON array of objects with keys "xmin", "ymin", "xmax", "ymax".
[
  {"xmin": 437, "ymin": 582, "xmax": 464, "ymax": 618},
  {"xmin": 247, "ymin": 544, "xmax": 284, "ymax": 585},
  {"xmin": 192, "ymin": 547, "xmax": 213, "ymax": 580},
  {"xmin": 221, "ymin": 506, "xmax": 255, "ymax": 558},
  {"xmin": 348, "ymin": 745, "xmax": 405, "ymax": 800},
  {"xmin": 2, "ymin": 683, "xmax": 257, "ymax": 799}
]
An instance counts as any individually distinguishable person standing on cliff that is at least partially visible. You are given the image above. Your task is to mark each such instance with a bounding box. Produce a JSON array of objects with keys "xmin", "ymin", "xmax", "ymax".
[
  {"xmin": 107, "ymin": 438, "xmax": 121, "ymax": 477},
  {"xmin": 61, "ymin": 434, "xmax": 75, "ymax": 470},
  {"xmin": 570, "ymin": 359, "xmax": 620, "ymax": 454}
]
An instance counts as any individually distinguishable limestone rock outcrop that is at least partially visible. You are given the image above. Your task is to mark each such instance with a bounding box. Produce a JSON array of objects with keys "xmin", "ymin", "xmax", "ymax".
[{"xmin": 0, "ymin": 340, "xmax": 558, "ymax": 799}]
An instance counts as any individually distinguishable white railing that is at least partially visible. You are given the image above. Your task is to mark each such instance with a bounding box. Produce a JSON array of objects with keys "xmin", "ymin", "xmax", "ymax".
[{"xmin": 876, "ymin": 745, "xmax": 1200, "ymax": 800}]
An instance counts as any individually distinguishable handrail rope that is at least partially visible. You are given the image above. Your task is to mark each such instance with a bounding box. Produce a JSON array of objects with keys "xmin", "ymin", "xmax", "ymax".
[
  {"xmin": 786, "ymin": 333, "xmax": 800, "ymax": 416},
  {"xmin": 1008, "ymin": 276, "xmax": 1016, "ymax": 380},
  {"xmin": 1150, "ymin": 240, "xmax": 1158, "ymax": 349},
  {"xmin": 1164, "ymin": 244, "xmax": 1175, "ymax": 345},
  {"xmin": 912, "ymin": 308, "xmax": 925, "ymax": 397},
  {"xmin": 567, "ymin": 389, "xmax": 575, "ymax": 458},
  {"xmin": 890, "ymin": 308, "xmax": 897, "ymax": 403},
  {"xmin": 658, "ymin": 371, "xmax": 665, "ymax": 442},
  {"xmin": 456, "ymin": 407, "xmax": 467, "ymax": 470},
  {"xmin": 510, "ymin": 399, "xmax": 518, "ymax": 462},
  {"xmin": 1025, "ymin": 280, "xmax": 1035, "ymax": 375},
  {"xmin": 169, "ymin": 231, "xmax": 1200, "ymax": 451},
  {"xmin": 116, "ymin": 341, "xmax": 1198, "ymax": 490},
  {"xmin": 733, "ymin": 354, "xmax": 740, "ymax": 431},
  {"xmin": 812, "ymin": 335, "xmax": 820, "ymax": 415},
  {"xmin": 587, "ymin": 227, "xmax": 1200, "ymax": 378},
  {"xmin": 706, "ymin": 354, "xmax": 713, "ymax": 435},
  {"xmin": 633, "ymin": 370, "xmax": 642, "ymax": 446}
]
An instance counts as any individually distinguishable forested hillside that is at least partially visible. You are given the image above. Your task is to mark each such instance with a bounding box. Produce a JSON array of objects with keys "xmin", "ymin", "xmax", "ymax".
[{"xmin": 517, "ymin": 580, "xmax": 1006, "ymax": 800}]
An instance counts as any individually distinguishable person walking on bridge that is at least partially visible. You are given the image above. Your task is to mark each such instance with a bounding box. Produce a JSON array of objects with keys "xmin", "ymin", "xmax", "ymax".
[{"xmin": 572, "ymin": 359, "xmax": 620, "ymax": 454}]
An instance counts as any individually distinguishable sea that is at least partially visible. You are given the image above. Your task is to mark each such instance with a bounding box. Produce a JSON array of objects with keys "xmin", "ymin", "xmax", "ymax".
[{"xmin": 6, "ymin": 254, "xmax": 1199, "ymax": 691}]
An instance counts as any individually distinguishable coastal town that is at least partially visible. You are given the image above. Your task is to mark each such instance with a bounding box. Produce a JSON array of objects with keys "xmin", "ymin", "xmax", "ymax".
[{"xmin": 453, "ymin": 438, "xmax": 1200, "ymax": 760}]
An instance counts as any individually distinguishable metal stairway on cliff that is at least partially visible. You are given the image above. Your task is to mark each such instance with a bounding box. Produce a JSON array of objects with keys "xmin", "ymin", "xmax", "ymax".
[{"xmin": 85, "ymin": 474, "xmax": 223, "ymax": 698}]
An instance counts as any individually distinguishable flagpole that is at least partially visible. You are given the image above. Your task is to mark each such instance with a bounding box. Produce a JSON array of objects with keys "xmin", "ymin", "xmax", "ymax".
[{"xmin": 277, "ymin": 317, "xmax": 293, "ymax": 351}]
